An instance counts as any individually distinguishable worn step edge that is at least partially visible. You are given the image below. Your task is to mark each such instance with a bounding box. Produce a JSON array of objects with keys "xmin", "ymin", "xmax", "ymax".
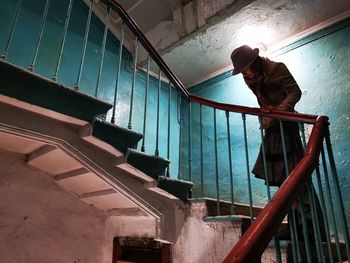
[
  {"xmin": 81, "ymin": 135, "xmax": 124, "ymax": 164},
  {"xmin": 0, "ymin": 60, "xmax": 112, "ymax": 122},
  {"xmin": 115, "ymin": 163, "xmax": 157, "ymax": 188},
  {"xmin": 0, "ymin": 94, "xmax": 91, "ymax": 136},
  {"xmin": 126, "ymin": 148, "xmax": 170, "ymax": 180},
  {"xmin": 92, "ymin": 118, "xmax": 143, "ymax": 153}
]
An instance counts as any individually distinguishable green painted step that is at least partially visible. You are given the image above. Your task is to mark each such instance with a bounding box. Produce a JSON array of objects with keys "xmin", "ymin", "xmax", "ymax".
[
  {"xmin": 92, "ymin": 118, "xmax": 143, "ymax": 154},
  {"xmin": 0, "ymin": 60, "xmax": 112, "ymax": 122},
  {"xmin": 126, "ymin": 149, "xmax": 169, "ymax": 180},
  {"xmin": 158, "ymin": 176, "xmax": 193, "ymax": 201}
]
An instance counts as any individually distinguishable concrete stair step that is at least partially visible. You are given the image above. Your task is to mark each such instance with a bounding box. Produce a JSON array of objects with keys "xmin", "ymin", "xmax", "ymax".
[
  {"xmin": 92, "ymin": 118, "xmax": 143, "ymax": 154},
  {"xmin": 125, "ymin": 149, "xmax": 193, "ymax": 201},
  {"xmin": 158, "ymin": 176, "xmax": 193, "ymax": 201},
  {"xmin": 126, "ymin": 148, "xmax": 169, "ymax": 180},
  {"xmin": 0, "ymin": 60, "xmax": 112, "ymax": 122}
]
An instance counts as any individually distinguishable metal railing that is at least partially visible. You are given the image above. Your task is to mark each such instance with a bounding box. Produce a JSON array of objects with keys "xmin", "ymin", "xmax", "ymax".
[{"xmin": 1, "ymin": 0, "xmax": 349, "ymax": 261}]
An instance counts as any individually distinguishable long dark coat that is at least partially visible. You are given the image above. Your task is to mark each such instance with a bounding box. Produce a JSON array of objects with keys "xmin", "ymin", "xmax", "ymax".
[{"xmin": 244, "ymin": 58, "xmax": 303, "ymax": 186}]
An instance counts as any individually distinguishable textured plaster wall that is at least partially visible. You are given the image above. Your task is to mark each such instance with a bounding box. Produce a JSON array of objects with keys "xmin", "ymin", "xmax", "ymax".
[
  {"xmin": 183, "ymin": 19, "xmax": 350, "ymax": 228},
  {"xmin": 0, "ymin": 0, "xmax": 181, "ymax": 177},
  {"xmin": 0, "ymin": 150, "xmax": 107, "ymax": 263},
  {"xmin": 173, "ymin": 202, "xmax": 287, "ymax": 263}
]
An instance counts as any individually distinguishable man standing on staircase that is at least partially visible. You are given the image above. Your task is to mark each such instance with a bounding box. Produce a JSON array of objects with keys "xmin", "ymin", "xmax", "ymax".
[{"xmin": 230, "ymin": 45, "xmax": 325, "ymax": 241}]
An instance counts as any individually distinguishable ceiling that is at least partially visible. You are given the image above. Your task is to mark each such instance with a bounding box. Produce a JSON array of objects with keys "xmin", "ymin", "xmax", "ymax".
[{"xmin": 115, "ymin": 0, "xmax": 350, "ymax": 87}]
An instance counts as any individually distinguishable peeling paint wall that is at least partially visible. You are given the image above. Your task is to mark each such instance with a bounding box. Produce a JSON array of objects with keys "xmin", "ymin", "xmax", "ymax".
[
  {"xmin": 184, "ymin": 18, "xmax": 350, "ymax": 229},
  {"xmin": 173, "ymin": 202, "xmax": 287, "ymax": 263}
]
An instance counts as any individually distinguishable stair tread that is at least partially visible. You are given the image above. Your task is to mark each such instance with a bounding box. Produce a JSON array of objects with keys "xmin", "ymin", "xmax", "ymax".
[
  {"xmin": 92, "ymin": 119, "xmax": 143, "ymax": 153},
  {"xmin": 0, "ymin": 60, "xmax": 112, "ymax": 122},
  {"xmin": 126, "ymin": 149, "xmax": 169, "ymax": 180}
]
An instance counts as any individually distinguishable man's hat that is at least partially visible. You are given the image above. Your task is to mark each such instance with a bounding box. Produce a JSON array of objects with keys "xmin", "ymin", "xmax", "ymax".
[{"xmin": 231, "ymin": 45, "xmax": 259, "ymax": 75}]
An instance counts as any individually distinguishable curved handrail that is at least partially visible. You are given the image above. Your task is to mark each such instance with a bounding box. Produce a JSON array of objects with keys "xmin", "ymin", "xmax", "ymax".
[
  {"xmin": 103, "ymin": 0, "xmax": 190, "ymax": 97},
  {"xmin": 190, "ymin": 94, "xmax": 319, "ymax": 124},
  {"xmin": 223, "ymin": 115, "xmax": 329, "ymax": 262}
]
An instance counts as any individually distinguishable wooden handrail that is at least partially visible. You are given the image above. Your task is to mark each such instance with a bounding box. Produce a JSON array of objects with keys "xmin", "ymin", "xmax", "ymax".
[
  {"xmin": 223, "ymin": 115, "xmax": 329, "ymax": 262},
  {"xmin": 102, "ymin": 0, "xmax": 190, "ymax": 98},
  {"xmin": 190, "ymin": 94, "xmax": 319, "ymax": 124}
]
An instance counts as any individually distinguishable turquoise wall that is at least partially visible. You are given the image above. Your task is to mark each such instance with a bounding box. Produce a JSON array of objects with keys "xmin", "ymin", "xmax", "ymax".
[
  {"xmin": 0, "ymin": 0, "xmax": 181, "ymax": 177},
  {"xmin": 184, "ymin": 19, "xmax": 350, "ymax": 225}
]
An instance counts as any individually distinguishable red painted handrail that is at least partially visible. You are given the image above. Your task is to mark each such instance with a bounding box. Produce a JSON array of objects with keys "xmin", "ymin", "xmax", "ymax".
[{"xmin": 104, "ymin": 0, "xmax": 190, "ymax": 98}]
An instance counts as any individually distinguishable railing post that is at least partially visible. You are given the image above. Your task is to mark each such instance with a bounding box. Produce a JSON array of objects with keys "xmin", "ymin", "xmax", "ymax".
[
  {"xmin": 141, "ymin": 55, "xmax": 150, "ymax": 153},
  {"xmin": 52, "ymin": 0, "xmax": 74, "ymax": 82},
  {"xmin": 320, "ymin": 145, "xmax": 343, "ymax": 262},
  {"xmin": 188, "ymin": 101, "xmax": 192, "ymax": 181},
  {"xmin": 111, "ymin": 23, "xmax": 124, "ymax": 124},
  {"xmin": 166, "ymin": 80, "xmax": 171, "ymax": 177},
  {"xmin": 155, "ymin": 69, "xmax": 161, "ymax": 156},
  {"xmin": 28, "ymin": 0, "xmax": 51, "ymax": 72},
  {"xmin": 200, "ymin": 104, "xmax": 204, "ymax": 196},
  {"xmin": 225, "ymin": 110, "xmax": 235, "ymax": 214},
  {"xmin": 214, "ymin": 108, "xmax": 220, "ymax": 215},
  {"xmin": 177, "ymin": 93, "xmax": 182, "ymax": 179},
  {"xmin": 308, "ymin": 184, "xmax": 327, "ymax": 262},
  {"xmin": 74, "ymin": 0, "xmax": 94, "ymax": 90},
  {"xmin": 128, "ymin": 37, "xmax": 138, "ymax": 130},
  {"xmin": 95, "ymin": 5, "xmax": 111, "ymax": 97},
  {"xmin": 324, "ymin": 127, "xmax": 350, "ymax": 259},
  {"xmin": 1, "ymin": 0, "xmax": 23, "ymax": 60},
  {"xmin": 298, "ymin": 193, "xmax": 313, "ymax": 263},
  {"xmin": 315, "ymin": 165, "xmax": 335, "ymax": 262},
  {"xmin": 241, "ymin": 113, "xmax": 253, "ymax": 221}
]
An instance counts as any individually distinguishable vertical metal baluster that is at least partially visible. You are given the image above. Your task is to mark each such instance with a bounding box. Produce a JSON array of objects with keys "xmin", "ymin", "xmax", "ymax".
[
  {"xmin": 258, "ymin": 117, "xmax": 282, "ymax": 263},
  {"xmin": 258, "ymin": 117, "xmax": 271, "ymax": 199},
  {"xmin": 95, "ymin": 5, "xmax": 111, "ymax": 97},
  {"xmin": 1, "ymin": 0, "xmax": 23, "ymax": 60},
  {"xmin": 166, "ymin": 80, "xmax": 171, "ymax": 177},
  {"xmin": 155, "ymin": 69, "xmax": 161, "ymax": 156},
  {"xmin": 315, "ymin": 165, "xmax": 335, "ymax": 262},
  {"xmin": 299, "ymin": 194, "xmax": 313, "ymax": 263},
  {"xmin": 52, "ymin": 0, "xmax": 73, "ymax": 81},
  {"xmin": 299, "ymin": 122, "xmax": 326, "ymax": 262},
  {"xmin": 279, "ymin": 120, "xmax": 301, "ymax": 262},
  {"xmin": 200, "ymin": 104, "xmax": 204, "ymax": 197},
  {"xmin": 74, "ymin": 0, "xmax": 94, "ymax": 90},
  {"xmin": 177, "ymin": 93, "xmax": 182, "ymax": 179},
  {"xmin": 242, "ymin": 113, "xmax": 253, "ymax": 221},
  {"xmin": 28, "ymin": 0, "xmax": 51, "ymax": 72},
  {"xmin": 226, "ymin": 111, "xmax": 235, "ymax": 214},
  {"xmin": 141, "ymin": 55, "xmax": 150, "ymax": 152},
  {"xmin": 188, "ymin": 101, "xmax": 192, "ymax": 181},
  {"xmin": 324, "ymin": 130, "xmax": 350, "ymax": 259},
  {"xmin": 128, "ymin": 37, "xmax": 138, "ymax": 129},
  {"xmin": 111, "ymin": 23, "xmax": 124, "ymax": 124},
  {"xmin": 298, "ymin": 122, "xmax": 307, "ymax": 149},
  {"xmin": 214, "ymin": 108, "xmax": 220, "ymax": 216},
  {"xmin": 320, "ymin": 145, "xmax": 343, "ymax": 261},
  {"xmin": 308, "ymin": 184, "xmax": 326, "ymax": 263}
]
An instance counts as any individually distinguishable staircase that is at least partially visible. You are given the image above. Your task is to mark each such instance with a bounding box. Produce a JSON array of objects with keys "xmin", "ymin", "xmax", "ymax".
[
  {"xmin": 0, "ymin": 58, "xmax": 194, "ymax": 244},
  {"xmin": 1, "ymin": 0, "xmax": 349, "ymax": 262}
]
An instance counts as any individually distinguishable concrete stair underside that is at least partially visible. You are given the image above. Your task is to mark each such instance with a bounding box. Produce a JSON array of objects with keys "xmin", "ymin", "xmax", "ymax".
[{"xmin": 0, "ymin": 94, "xmax": 188, "ymax": 242}]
